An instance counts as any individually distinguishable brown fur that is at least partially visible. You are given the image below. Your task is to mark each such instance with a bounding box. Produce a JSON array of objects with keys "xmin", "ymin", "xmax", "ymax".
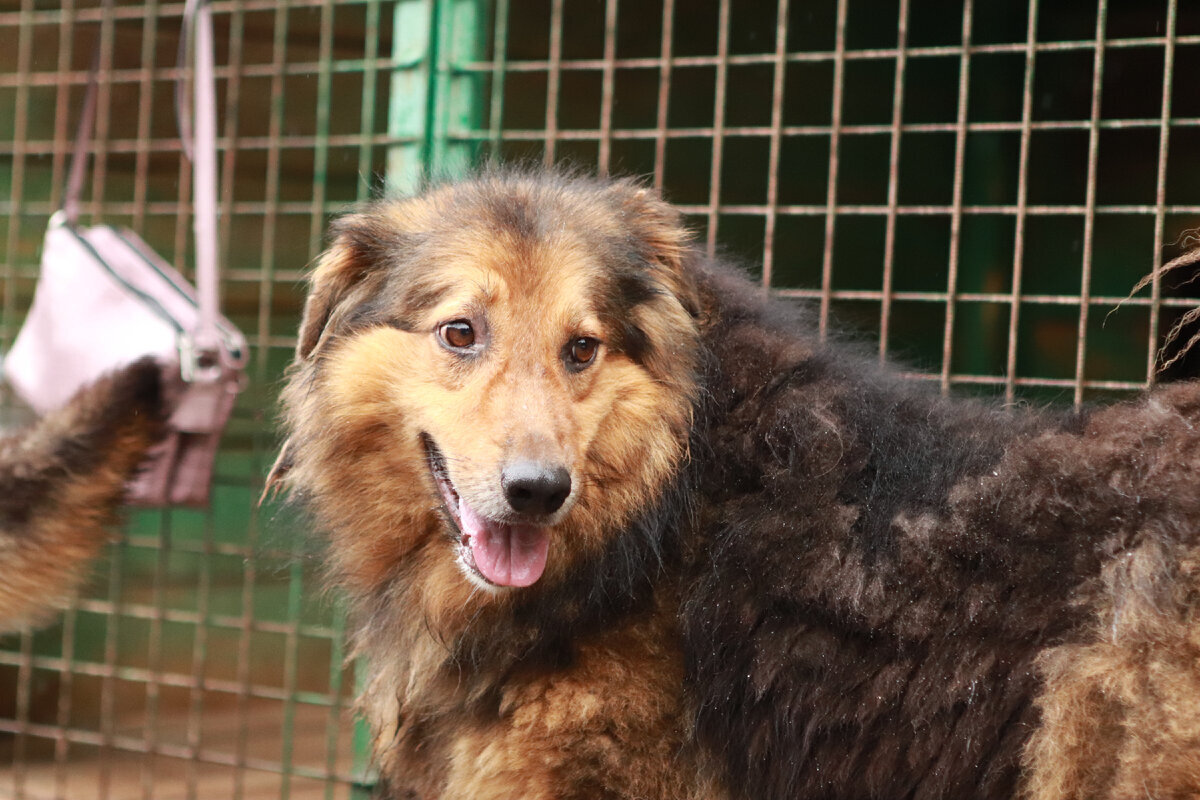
[
  {"xmin": 1021, "ymin": 385, "xmax": 1200, "ymax": 798},
  {"xmin": 0, "ymin": 359, "xmax": 164, "ymax": 630},
  {"xmin": 274, "ymin": 170, "xmax": 1200, "ymax": 799},
  {"xmin": 276, "ymin": 173, "xmax": 712, "ymax": 798}
]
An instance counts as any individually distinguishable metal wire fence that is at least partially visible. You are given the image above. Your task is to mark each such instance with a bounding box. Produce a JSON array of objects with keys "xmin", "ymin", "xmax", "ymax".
[
  {"xmin": 461, "ymin": 0, "xmax": 1200, "ymax": 404},
  {"xmin": 0, "ymin": 1, "xmax": 392, "ymax": 797},
  {"xmin": 0, "ymin": 0, "xmax": 1197, "ymax": 798}
]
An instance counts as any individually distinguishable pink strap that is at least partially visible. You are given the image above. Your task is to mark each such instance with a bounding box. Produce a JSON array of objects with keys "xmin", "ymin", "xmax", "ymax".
[
  {"xmin": 62, "ymin": 0, "xmax": 113, "ymax": 225},
  {"xmin": 185, "ymin": 0, "xmax": 222, "ymax": 371},
  {"xmin": 65, "ymin": 0, "xmax": 224, "ymax": 380}
]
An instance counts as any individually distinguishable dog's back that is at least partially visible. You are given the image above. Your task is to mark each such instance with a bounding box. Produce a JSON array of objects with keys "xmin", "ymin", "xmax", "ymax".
[{"xmin": 686, "ymin": 266, "xmax": 1200, "ymax": 798}]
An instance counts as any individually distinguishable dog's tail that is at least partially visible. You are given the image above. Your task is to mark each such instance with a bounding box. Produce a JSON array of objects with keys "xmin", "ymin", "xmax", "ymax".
[{"xmin": 0, "ymin": 358, "xmax": 167, "ymax": 630}]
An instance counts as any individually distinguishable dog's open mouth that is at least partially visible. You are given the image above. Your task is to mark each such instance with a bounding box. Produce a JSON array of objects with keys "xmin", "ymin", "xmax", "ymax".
[{"xmin": 421, "ymin": 435, "xmax": 550, "ymax": 588}]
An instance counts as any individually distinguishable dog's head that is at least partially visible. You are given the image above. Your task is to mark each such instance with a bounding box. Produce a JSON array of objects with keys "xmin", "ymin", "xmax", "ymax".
[{"xmin": 274, "ymin": 172, "xmax": 702, "ymax": 604}]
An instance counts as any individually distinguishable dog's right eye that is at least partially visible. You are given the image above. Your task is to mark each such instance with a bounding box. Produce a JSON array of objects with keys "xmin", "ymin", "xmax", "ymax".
[{"xmin": 439, "ymin": 320, "xmax": 475, "ymax": 350}]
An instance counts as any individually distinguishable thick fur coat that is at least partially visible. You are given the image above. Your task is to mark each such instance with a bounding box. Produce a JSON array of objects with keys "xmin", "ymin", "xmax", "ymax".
[
  {"xmin": 274, "ymin": 170, "xmax": 1200, "ymax": 799},
  {"xmin": 0, "ymin": 359, "xmax": 164, "ymax": 630}
]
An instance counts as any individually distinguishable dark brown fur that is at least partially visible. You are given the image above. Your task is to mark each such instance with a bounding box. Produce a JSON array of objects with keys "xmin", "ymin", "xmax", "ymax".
[
  {"xmin": 0, "ymin": 358, "xmax": 164, "ymax": 630},
  {"xmin": 275, "ymin": 170, "xmax": 1200, "ymax": 799}
]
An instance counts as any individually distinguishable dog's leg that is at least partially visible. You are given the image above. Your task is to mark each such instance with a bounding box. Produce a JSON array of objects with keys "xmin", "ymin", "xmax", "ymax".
[
  {"xmin": 1023, "ymin": 538, "xmax": 1200, "ymax": 799},
  {"xmin": 1021, "ymin": 382, "xmax": 1200, "ymax": 798},
  {"xmin": 0, "ymin": 358, "xmax": 165, "ymax": 630}
]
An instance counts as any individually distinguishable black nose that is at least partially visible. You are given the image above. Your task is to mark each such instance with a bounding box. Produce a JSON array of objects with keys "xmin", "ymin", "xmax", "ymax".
[{"xmin": 502, "ymin": 462, "xmax": 572, "ymax": 516}]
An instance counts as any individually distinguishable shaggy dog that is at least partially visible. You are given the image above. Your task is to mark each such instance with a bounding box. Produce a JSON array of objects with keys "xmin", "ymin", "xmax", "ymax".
[
  {"xmin": 0, "ymin": 359, "xmax": 163, "ymax": 630},
  {"xmin": 272, "ymin": 170, "xmax": 1200, "ymax": 799}
]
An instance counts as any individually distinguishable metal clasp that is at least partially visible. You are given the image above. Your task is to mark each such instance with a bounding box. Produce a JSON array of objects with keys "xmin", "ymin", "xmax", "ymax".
[{"xmin": 178, "ymin": 333, "xmax": 223, "ymax": 383}]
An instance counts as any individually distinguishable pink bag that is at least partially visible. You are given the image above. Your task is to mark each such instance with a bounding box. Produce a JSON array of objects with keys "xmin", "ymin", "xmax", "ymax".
[{"xmin": 3, "ymin": 0, "xmax": 246, "ymax": 506}]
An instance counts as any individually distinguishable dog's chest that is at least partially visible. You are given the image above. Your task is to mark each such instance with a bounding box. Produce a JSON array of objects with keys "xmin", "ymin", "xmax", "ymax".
[{"xmin": 386, "ymin": 602, "xmax": 719, "ymax": 800}]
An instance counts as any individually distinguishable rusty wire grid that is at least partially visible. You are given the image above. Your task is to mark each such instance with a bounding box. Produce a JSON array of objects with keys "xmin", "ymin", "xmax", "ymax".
[
  {"xmin": 0, "ymin": 2, "xmax": 391, "ymax": 798},
  {"xmin": 465, "ymin": 0, "xmax": 1200, "ymax": 404},
  {"xmin": 0, "ymin": 0, "xmax": 1199, "ymax": 798}
]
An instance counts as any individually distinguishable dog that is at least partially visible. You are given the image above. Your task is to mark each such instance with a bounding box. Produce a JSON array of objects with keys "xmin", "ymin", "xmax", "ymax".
[
  {"xmin": 271, "ymin": 169, "xmax": 1200, "ymax": 799},
  {"xmin": 0, "ymin": 358, "xmax": 164, "ymax": 630}
]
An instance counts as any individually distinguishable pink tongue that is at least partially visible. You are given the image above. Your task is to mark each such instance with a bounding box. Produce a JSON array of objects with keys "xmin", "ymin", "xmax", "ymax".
[{"xmin": 459, "ymin": 498, "xmax": 549, "ymax": 587}]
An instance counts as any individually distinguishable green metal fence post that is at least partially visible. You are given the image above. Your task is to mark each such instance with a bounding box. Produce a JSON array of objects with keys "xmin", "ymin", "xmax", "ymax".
[
  {"xmin": 431, "ymin": 0, "xmax": 485, "ymax": 177},
  {"xmin": 387, "ymin": 0, "xmax": 486, "ymax": 195},
  {"xmin": 387, "ymin": 0, "xmax": 433, "ymax": 194}
]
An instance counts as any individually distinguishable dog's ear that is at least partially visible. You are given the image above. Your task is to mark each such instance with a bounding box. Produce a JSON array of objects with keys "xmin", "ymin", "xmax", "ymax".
[
  {"xmin": 295, "ymin": 213, "xmax": 390, "ymax": 361},
  {"xmin": 261, "ymin": 437, "xmax": 294, "ymax": 504},
  {"xmin": 609, "ymin": 181, "xmax": 688, "ymax": 267},
  {"xmin": 267, "ymin": 214, "xmax": 381, "ymax": 501},
  {"xmin": 607, "ymin": 180, "xmax": 704, "ymax": 318}
]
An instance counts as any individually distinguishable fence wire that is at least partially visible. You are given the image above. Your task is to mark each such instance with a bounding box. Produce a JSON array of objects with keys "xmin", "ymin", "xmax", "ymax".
[
  {"xmin": 0, "ymin": 2, "xmax": 391, "ymax": 797},
  {"xmin": 467, "ymin": 0, "xmax": 1200, "ymax": 403},
  {"xmin": 0, "ymin": 0, "xmax": 1198, "ymax": 798}
]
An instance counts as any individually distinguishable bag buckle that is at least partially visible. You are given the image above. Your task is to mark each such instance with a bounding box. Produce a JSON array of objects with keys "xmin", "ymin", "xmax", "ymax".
[{"xmin": 178, "ymin": 333, "xmax": 223, "ymax": 383}]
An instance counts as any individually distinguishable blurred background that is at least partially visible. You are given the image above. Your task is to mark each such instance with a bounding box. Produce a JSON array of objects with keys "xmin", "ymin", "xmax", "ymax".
[{"xmin": 0, "ymin": 0, "xmax": 1198, "ymax": 797}]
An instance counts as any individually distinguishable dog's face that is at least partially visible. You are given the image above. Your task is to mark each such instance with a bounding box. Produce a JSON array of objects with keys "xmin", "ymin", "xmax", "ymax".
[{"xmin": 276, "ymin": 175, "xmax": 701, "ymax": 611}]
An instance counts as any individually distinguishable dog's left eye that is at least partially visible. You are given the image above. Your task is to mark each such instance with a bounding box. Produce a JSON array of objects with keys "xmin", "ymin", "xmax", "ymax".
[
  {"xmin": 439, "ymin": 320, "xmax": 476, "ymax": 350},
  {"xmin": 567, "ymin": 337, "xmax": 600, "ymax": 369}
]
